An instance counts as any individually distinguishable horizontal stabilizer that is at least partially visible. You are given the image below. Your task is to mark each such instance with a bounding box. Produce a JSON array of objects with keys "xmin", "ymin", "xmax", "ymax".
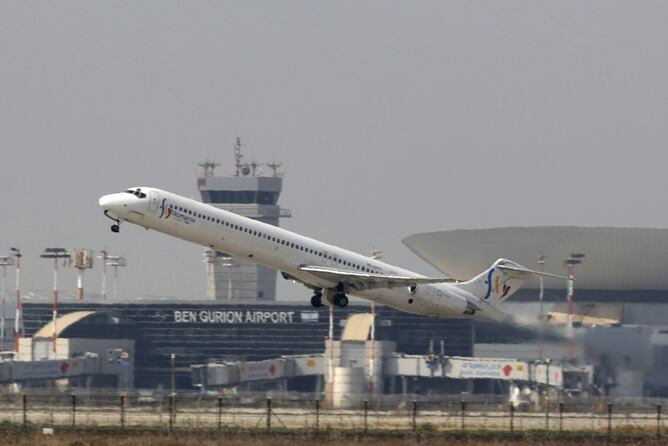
[
  {"xmin": 497, "ymin": 264, "xmax": 569, "ymax": 281},
  {"xmin": 299, "ymin": 265, "xmax": 459, "ymax": 291}
]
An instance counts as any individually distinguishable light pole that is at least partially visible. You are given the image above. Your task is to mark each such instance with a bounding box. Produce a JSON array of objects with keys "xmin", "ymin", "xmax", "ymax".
[
  {"xmin": 0, "ymin": 255, "xmax": 15, "ymax": 351},
  {"xmin": 170, "ymin": 353, "xmax": 176, "ymax": 396},
  {"xmin": 106, "ymin": 256, "xmax": 127, "ymax": 300},
  {"xmin": 203, "ymin": 249, "xmax": 217, "ymax": 300},
  {"xmin": 369, "ymin": 249, "xmax": 382, "ymax": 394},
  {"xmin": 41, "ymin": 248, "xmax": 70, "ymax": 355},
  {"xmin": 545, "ymin": 357, "xmax": 552, "ymax": 428},
  {"xmin": 70, "ymin": 249, "xmax": 94, "ymax": 301},
  {"xmin": 10, "ymin": 247, "xmax": 22, "ymax": 353},
  {"xmin": 537, "ymin": 253, "xmax": 546, "ymax": 361},
  {"xmin": 564, "ymin": 253, "xmax": 585, "ymax": 360},
  {"xmin": 564, "ymin": 253, "xmax": 585, "ymax": 323},
  {"xmin": 221, "ymin": 257, "xmax": 238, "ymax": 300},
  {"xmin": 98, "ymin": 249, "xmax": 108, "ymax": 301}
]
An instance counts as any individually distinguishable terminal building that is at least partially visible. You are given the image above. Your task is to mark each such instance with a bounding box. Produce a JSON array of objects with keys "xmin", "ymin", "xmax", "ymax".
[{"xmin": 20, "ymin": 301, "xmax": 474, "ymax": 393}]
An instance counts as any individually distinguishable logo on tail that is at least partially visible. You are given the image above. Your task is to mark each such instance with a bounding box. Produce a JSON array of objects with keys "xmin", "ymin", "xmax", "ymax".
[{"xmin": 483, "ymin": 268, "xmax": 512, "ymax": 301}]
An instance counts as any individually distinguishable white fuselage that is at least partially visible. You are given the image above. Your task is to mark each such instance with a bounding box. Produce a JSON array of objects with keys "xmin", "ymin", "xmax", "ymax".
[{"xmin": 99, "ymin": 187, "xmax": 504, "ymax": 320}]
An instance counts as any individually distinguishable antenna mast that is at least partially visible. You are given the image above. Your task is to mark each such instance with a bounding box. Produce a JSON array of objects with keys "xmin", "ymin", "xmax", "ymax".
[
  {"xmin": 266, "ymin": 162, "xmax": 282, "ymax": 177},
  {"xmin": 234, "ymin": 137, "xmax": 244, "ymax": 176},
  {"xmin": 198, "ymin": 160, "xmax": 220, "ymax": 177}
]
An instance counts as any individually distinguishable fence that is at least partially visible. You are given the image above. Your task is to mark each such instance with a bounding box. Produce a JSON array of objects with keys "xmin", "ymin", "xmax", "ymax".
[{"xmin": 0, "ymin": 392, "xmax": 665, "ymax": 437}]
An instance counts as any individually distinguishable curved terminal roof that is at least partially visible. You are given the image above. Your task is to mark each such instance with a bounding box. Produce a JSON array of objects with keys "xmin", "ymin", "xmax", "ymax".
[
  {"xmin": 34, "ymin": 311, "xmax": 96, "ymax": 338},
  {"xmin": 402, "ymin": 227, "xmax": 668, "ymax": 290}
]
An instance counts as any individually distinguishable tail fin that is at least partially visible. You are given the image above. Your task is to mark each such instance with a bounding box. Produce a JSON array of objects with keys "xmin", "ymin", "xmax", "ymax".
[{"xmin": 456, "ymin": 258, "xmax": 567, "ymax": 307}]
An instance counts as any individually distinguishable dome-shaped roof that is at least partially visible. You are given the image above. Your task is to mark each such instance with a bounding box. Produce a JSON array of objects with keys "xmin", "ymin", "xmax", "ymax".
[{"xmin": 403, "ymin": 227, "xmax": 668, "ymax": 290}]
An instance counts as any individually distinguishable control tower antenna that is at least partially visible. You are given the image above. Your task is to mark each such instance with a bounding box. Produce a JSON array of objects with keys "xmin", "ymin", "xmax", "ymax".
[
  {"xmin": 266, "ymin": 162, "xmax": 282, "ymax": 177},
  {"xmin": 234, "ymin": 137, "xmax": 245, "ymax": 176},
  {"xmin": 198, "ymin": 160, "xmax": 220, "ymax": 178},
  {"xmin": 249, "ymin": 161, "xmax": 263, "ymax": 177}
]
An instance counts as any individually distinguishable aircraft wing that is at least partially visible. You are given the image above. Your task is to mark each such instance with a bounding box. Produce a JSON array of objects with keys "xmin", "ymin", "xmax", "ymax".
[{"xmin": 299, "ymin": 265, "xmax": 459, "ymax": 291}]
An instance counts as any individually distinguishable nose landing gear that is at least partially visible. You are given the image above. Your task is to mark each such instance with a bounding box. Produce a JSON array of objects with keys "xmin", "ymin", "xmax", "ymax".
[{"xmin": 104, "ymin": 210, "xmax": 121, "ymax": 233}]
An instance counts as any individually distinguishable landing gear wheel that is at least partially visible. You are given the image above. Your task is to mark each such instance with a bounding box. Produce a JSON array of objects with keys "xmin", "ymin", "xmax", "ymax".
[
  {"xmin": 333, "ymin": 293, "xmax": 349, "ymax": 308},
  {"xmin": 111, "ymin": 224, "xmax": 120, "ymax": 233},
  {"xmin": 310, "ymin": 293, "xmax": 323, "ymax": 308}
]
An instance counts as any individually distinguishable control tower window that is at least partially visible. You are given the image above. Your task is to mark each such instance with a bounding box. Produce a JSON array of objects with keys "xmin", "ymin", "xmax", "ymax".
[{"xmin": 207, "ymin": 190, "xmax": 279, "ymax": 205}]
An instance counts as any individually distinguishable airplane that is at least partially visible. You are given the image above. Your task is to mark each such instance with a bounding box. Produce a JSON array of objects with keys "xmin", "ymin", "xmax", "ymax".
[{"xmin": 99, "ymin": 187, "xmax": 566, "ymax": 321}]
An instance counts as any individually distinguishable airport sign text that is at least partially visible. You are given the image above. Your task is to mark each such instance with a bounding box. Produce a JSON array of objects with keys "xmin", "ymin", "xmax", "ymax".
[{"xmin": 173, "ymin": 310, "xmax": 296, "ymax": 324}]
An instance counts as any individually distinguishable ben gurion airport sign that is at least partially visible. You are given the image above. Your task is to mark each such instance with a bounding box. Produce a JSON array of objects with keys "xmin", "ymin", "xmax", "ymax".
[{"xmin": 172, "ymin": 309, "xmax": 319, "ymax": 325}]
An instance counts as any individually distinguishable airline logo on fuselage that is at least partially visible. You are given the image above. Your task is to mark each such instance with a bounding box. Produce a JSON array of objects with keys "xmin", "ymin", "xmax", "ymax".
[
  {"xmin": 159, "ymin": 198, "xmax": 173, "ymax": 219},
  {"xmin": 159, "ymin": 198, "xmax": 195, "ymax": 225}
]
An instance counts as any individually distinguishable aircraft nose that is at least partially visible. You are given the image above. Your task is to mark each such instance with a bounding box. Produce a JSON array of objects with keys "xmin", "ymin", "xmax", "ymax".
[
  {"xmin": 98, "ymin": 194, "xmax": 116, "ymax": 208},
  {"xmin": 99, "ymin": 193, "xmax": 128, "ymax": 211}
]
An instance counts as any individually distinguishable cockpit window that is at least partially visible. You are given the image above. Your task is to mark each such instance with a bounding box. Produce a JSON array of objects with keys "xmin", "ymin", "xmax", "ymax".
[{"xmin": 125, "ymin": 188, "xmax": 146, "ymax": 199}]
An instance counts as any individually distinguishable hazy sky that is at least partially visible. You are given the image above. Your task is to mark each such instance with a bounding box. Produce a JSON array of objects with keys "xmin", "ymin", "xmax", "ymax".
[{"xmin": 1, "ymin": 1, "xmax": 667, "ymax": 302}]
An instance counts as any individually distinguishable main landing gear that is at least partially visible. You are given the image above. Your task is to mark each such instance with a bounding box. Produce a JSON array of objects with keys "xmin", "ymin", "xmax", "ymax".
[
  {"xmin": 310, "ymin": 286, "xmax": 349, "ymax": 308},
  {"xmin": 311, "ymin": 292, "xmax": 324, "ymax": 307},
  {"xmin": 104, "ymin": 210, "xmax": 120, "ymax": 233},
  {"xmin": 333, "ymin": 293, "xmax": 349, "ymax": 308}
]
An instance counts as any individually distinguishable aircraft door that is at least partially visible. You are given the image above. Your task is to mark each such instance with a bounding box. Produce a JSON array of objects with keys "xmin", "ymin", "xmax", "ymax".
[{"xmin": 148, "ymin": 191, "xmax": 160, "ymax": 212}]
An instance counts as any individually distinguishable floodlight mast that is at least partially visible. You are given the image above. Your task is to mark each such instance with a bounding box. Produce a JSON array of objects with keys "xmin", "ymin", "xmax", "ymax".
[
  {"xmin": 106, "ymin": 255, "xmax": 127, "ymax": 300},
  {"xmin": 537, "ymin": 253, "xmax": 546, "ymax": 361},
  {"xmin": 0, "ymin": 255, "xmax": 15, "ymax": 351},
  {"xmin": 564, "ymin": 253, "xmax": 585, "ymax": 322},
  {"xmin": 41, "ymin": 248, "xmax": 70, "ymax": 354},
  {"xmin": 563, "ymin": 252, "xmax": 585, "ymax": 360},
  {"xmin": 70, "ymin": 249, "xmax": 94, "ymax": 301},
  {"xmin": 369, "ymin": 248, "xmax": 382, "ymax": 394},
  {"xmin": 98, "ymin": 249, "xmax": 108, "ymax": 301},
  {"xmin": 10, "ymin": 248, "xmax": 22, "ymax": 353}
]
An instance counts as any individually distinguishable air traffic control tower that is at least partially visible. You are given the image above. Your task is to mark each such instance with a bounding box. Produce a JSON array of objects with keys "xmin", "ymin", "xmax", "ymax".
[{"xmin": 197, "ymin": 138, "xmax": 291, "ymax": 301}]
